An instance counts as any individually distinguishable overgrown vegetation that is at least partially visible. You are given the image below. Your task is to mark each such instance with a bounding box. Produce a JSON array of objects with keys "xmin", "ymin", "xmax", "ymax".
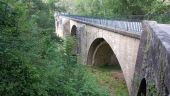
[
  {"xmin": 1, "ymin": 0, "xmax": 169, "ymax": 96},
  {"xmin": 0, "ymin": 0, "xmax": 109, "ymax": 96},
  {"xmin": 88, "ymin": 65, "xmax": 129, "ymax": 96},
  {"xmin": 68, "ymin": 0, "xmax": 170, "ymax": 23}
]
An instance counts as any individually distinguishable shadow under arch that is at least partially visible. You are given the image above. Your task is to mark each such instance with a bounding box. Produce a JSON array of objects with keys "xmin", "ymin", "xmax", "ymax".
[
  {"xmin": 87, "ymin": 38, "xmax": 129, "ymax": 93},
  {"xmin": 71, "ymin": 25, "xmax": 77, "ymax": 36},
  {"xmin": 70, "ymin": 25, "xmax": 78, "ymax": 54},
  {"xmin": 87, "ymin": 38, "xmax": 119, "ymax": 66},
  {"xmin": 165, "ymin": 86, "xmax": 169, "ymax": 96},
  {"xmin": 137, "ymin": 78, "xmax": 146, "ymax": 96},
  {"xmin": 87, "ymin": 38, "xmax": 129, "ymax": 94}
]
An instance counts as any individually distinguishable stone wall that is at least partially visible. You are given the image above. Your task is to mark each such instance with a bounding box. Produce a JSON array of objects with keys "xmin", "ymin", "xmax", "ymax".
[
  {"xmin": 56, "ymin": 16, "xmax": 140, "ymax": 94},
  {"xmin": 55, "ymin": 16, "xmax": 70, "ymax": 37},
  {"xmin": 56, "ymin": 16, "xmax": 170, "ymax": 96},
  {"xmin": 69, "ymin": 20, "xmax": 140, "ymax": 93},
  {"xmin": 131, "ymin": 21, "xmax": 170, "ymax": 96}
]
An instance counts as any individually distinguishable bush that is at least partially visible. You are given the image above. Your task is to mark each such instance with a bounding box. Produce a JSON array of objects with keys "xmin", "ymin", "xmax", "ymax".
[{"xmin": 0, "ymin": 1, "xmax": 109, "ymax": 96}]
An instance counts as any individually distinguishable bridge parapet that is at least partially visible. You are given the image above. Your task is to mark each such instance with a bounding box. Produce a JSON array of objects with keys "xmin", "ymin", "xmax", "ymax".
[{"xmin": 60, "ymin": 14, "xmax": 143, "ymax": 34}]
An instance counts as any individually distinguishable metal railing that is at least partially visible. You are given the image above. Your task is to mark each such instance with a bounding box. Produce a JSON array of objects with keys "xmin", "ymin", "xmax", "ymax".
[{"xmin": 60, "ymin": 14, "xmax": 143, "ymax": 34}]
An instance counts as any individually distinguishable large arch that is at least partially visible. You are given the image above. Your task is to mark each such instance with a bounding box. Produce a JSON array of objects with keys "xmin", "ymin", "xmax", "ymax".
[
  {"xmin": 87, "ymin": 38, "xmax": 129, "ymax": 92},
  {"xmin": 87, "ymin": 38, "xmax": 119, "ymax": 66}
]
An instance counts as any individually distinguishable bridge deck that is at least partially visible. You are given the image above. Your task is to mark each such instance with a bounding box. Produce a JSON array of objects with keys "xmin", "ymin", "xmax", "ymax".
[{"xmin": 60, "ymin": 14, "xmax": 143, "ymax": 35}]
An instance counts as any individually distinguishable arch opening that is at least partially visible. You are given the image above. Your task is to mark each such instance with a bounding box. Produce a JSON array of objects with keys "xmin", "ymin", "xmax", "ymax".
[
  {"xmin": 71, "ymin": 25, "xmax": 78, "ymax": 55},
  {"xmin": 71, "ymin": 25, "xmax": 77, "ymax": 37},
  {"xmin": 137, "ymin": 78, "xmax": 146, "ymax": 96},
  {"xmin": 87, "ymin": 38, "xmax": 119, "ymax": 67},
  {"xmin": 93, "ymin": 41, "xmax": 119, "ymax": 67},
  {"xmin": 165, "ymin": 86, "xmax": 169, "ymax": 96},
  {"xmin": 87, "ymin": 38, "xmax": 129, "ymax": 95}
]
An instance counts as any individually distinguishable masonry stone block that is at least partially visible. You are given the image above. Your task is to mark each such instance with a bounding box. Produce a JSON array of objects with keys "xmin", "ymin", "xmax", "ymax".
[{"xmin": 131, "ymin": 21, "xmax": 170, "ymax": 96}]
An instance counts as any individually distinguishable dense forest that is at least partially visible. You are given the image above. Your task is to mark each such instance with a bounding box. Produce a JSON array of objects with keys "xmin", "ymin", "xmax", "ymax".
[
  {"xmin": 0, "ymin": 0, "xmax": 109, "ymax": 96},
  {"xmin": 67, "ymin": 0, "xmax": 170, "ymax": 23},
  {"xmin": 0, "ymin": 0, "xmax": 169, "ymax": 96}
]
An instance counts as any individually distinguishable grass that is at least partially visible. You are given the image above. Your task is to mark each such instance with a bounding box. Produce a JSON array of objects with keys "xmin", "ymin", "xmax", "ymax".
[{"xmin": 87, "ymin": 64, "xmax": 129, "ymax": 96}]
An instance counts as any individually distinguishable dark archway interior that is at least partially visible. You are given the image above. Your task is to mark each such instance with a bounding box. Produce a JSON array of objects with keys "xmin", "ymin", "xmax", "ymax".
[
  {"xmin": 87, "ymin": 38, "xmax": 120, "ymax": 68},
  {"xmin": 165, "ymin": 86, "xmax": 169, "ymax": 96},
  {"xmin": 71, "ymin": 25, "xmax": 78, "ymax": 54},
  {"xmin": 87, "ymin": 38, "xmax": 104, "ymax": 65},
  {"xmin": 71, "ymin": 25, "xmax": 77, "ymax": 37},
  {"xmin": 93, "ymin": 41, "xmax": 119, "ymax": 66},
  {"xmin": 87, "ymin": 38, "xmax": 128, "ymax": 94},
  {"xmin": 137, "ymin": 78, "xmax": 146, "ymax": 96}
]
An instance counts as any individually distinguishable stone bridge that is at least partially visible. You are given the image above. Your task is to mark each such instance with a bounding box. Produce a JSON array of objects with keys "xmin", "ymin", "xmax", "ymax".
[{"xmin": 55, "ymin": 14, "xmax": 170, "ymax": 96}]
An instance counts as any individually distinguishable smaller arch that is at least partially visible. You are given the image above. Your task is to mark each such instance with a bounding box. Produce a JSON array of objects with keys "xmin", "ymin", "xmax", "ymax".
[
  {"xmin": 165, "ymin": 86, "xmax": 169, "ymax": 96},
  {"xmin": 70, "ymin": 25, "xmax": 78, "ymax": 54},
  {"xmin": 137, "ymin": 78, "xmax": 146, "ymax": 96},
  {"xmin": 71, "ymin": 25, "xmax": 77, "ymax": 37}
]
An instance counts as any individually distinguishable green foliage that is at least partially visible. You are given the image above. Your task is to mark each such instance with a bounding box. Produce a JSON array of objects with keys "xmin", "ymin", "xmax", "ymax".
[
  {"xmin": 88, "ymin": 66, "xmax": 129, "ymax": 96},
  {"xmin": 148, "ymin": 83, "xmax": 159, "ymax": 96},
  {"xmin": 52, "ymin": 37, "xmax": 109, "ymax": 96},
  {"xmin": 72, "ymin": 0, "xmax": 170, "ymax": 23},
  {"xmin": 0, "ymin": 0, "xmax": 109, "ymax": 96},
  {"xmin": 0, "ymin": 1, "xmax": 39, "ymax": 95}
]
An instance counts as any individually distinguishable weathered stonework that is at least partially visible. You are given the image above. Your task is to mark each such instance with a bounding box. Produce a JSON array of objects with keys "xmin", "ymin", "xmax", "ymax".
[
  {"xmin": 56, "ymin": 16, "xmax": 140, "ymax": 94},
  {"xmin": 131, "ymin": 21, "xmax": 170, "ymax": 96},
  {"xmin": 56, "ymin": 16, "xmax": 170, "ymax": 96}
]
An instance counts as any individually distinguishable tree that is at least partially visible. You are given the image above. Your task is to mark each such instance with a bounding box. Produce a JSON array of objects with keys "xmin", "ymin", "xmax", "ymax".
[
  {"xmin": 71, "ymin": 0, "xmax": 170, "ymax": 22},
  {"xmin": 0, "ymin": 0, "xmax": 109, "ymax": 96}
]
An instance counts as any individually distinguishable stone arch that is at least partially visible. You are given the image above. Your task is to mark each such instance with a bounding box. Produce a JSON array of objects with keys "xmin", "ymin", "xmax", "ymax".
[
  {"xmin": 87, "ymin": 38, "xmax": 119, "ymax": 66},
  {"xmin": 165, "ymin": 86, "xmax": 169, "ymax": 96},
  {"xmin": 71, "ymin": 25, "xmax": 77, "ymax": 37},
  {"xmin": 87, "ymin": 37, "xmax": 129, "ymax": 92},
  {"xmin": 70, "ymin": 25, "xmax": 78, "ymax": 54},
  {"xmin": 137, "ymin": 78, "xmax": 146, "ymax": 96}
]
